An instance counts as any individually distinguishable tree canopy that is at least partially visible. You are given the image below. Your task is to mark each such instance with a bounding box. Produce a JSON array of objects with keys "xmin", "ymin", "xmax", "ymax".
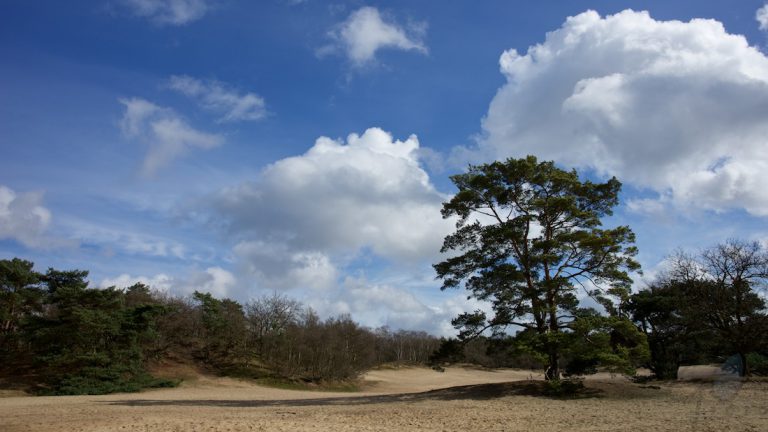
[{"xmin": 435, "ymin": 156, "xmax": 644, "ymax": 379}]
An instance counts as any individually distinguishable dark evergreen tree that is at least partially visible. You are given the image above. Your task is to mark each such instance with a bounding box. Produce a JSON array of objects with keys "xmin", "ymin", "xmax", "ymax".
[
  {"xmin": 435, "ymin": 156, "xmax": 643, "ymax": 379},
  {"xmin": 0, "ymin": 258, "xmax": 43, "ymax": 361}
]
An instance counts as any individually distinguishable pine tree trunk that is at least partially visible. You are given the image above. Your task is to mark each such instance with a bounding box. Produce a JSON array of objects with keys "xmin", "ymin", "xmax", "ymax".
[
  {"xmin": 545, "ymin": 348, "xmax": 560, "ymax": 380},
  {"xmin": 545, "ymin": 292, "xmax": 560, "ymax": 381}
]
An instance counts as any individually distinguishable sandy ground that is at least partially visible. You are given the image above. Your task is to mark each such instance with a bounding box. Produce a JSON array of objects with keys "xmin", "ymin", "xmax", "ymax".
[{"xmin": 1, "ymin": 366, "xmax": 766, "ymax": 432}]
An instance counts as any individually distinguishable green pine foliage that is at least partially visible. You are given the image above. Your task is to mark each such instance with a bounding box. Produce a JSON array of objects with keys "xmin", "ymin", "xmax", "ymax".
[
  {"xmin": 1, "ymin": 263, "xmax": 177, "ymax": 395},
  {"xmin": 435, "ymin": 156, "xmax": 644, "ymax": 380}
]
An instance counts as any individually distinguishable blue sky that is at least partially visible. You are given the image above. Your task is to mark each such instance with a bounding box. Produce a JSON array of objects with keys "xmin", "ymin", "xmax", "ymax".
[{"xmin": 2, "ymin": 0, "xmax": 768, "ymax": 335}]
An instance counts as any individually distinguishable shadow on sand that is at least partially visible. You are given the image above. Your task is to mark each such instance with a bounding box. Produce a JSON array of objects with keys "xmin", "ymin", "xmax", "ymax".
[{"xmin": 105, "ymin": 381, "xmax": 604, "ymax": 409}]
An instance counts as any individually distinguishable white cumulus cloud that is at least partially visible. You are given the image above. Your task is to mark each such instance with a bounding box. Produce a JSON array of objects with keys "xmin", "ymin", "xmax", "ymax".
[
  {"xmin": 168, "ymin": 75, "xmax": 266, "ymax": 122},
  {"xmin": 120, "ymin": 0, "xmax": 210, "ymax": 26},
  {"xmin": 212, "ymin": 127, "xmax": 451, "ymax": 261},
  {"xmin": 206, "ymin": 127, "xmax": 453, "ymax": 294},
  {"xmin": 0, "ymin": 185, "xmax": 53, "ymax": 249},
  {"xmin": 321, "ymin": 6, "xmax": 427, "ymax": 66},
  {"xmin": 758, "ymin": 4, "xmax": 768, "ymax": 31},
  {"xmin": 119, "ymin": 97, "xmax": 224, "ymax": 176},
  {"xmin": 478, "ymin": 9, "xmax": 768, "ymax": 216}
]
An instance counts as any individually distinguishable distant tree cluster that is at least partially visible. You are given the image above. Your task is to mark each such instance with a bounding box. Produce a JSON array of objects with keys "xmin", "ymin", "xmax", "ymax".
[
  {"xmin": 0, "ymin": 260, "xmax": 440, "ymax": 394},
  {"xmin": 628, "ymin": 240, "xmax": 768, "ymax": 379},
  {"xmin": 0, "ymin": 260, "xmax": 173, "ymax": 394}
]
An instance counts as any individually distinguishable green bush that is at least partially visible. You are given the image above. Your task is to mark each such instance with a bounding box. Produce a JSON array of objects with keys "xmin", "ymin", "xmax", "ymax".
[
  {"xmin": 43, "ymin": 369, "xmax": 178, "ymax": 395},
  {"xmin": 747, "ymin": 352, "xmax": 768, "ymax": 376}
]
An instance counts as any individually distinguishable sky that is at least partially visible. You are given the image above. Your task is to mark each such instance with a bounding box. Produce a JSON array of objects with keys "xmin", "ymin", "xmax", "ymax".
[{"xmin": 2, "ymin": 0, "xmax": 768, "ymax": 336}]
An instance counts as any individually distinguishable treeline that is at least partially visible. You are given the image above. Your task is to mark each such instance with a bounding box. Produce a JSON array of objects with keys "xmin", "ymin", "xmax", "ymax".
[
  {"xmin": 3, "ymin": 239, "xmax": 765, "ymax": 395},
  {"xmin": 432, "ymin": 240, "xmax": 768, "ymax": 379},
  {"xmin": 0, "ymin": 258, "xmax": 439, "ymax": 394}
]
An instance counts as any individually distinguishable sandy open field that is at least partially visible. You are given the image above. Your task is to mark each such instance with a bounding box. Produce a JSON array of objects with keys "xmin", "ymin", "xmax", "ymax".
[{"xmin": 1, "ymin": 366, "xmax": 766, "ymax": 432}]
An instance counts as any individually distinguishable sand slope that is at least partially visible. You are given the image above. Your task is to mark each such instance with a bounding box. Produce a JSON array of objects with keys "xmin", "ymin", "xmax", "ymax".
[{"xmin": 1, "ymin": 366, "xmax": 765, "ymax": 432}]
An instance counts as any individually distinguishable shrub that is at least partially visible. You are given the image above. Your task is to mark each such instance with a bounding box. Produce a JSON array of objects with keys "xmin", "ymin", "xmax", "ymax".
[
  {"xmin": 542, "ymin": 378, "xmax": 585, "ymax": 397},
  {"xmin": 747, "ymin": 352, "xmax": 768, "ymax": 376}
]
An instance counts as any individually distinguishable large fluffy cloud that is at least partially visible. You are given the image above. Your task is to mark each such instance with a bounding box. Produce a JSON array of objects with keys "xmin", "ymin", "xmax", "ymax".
[
  {"xmin": 479, "ymin": 10, "xmax": 768, "ymax": 216},
  {"xmin": 210, "ymin": 127, "xmax": 452, "ymax": 292},
  {"xmin": 119, "ymin": 98, "xmax": 223, "ymax": 176},
  {"xmin": 0, "ymin": 185, "xmax": 53, "ymax": 249},
  {"xmin": 320, "ymin": 7, "xmax": 427, "ymax": 66},
  {"xmin": 215, "ymin": 127, "xmax": 450, "ymax": 260}
]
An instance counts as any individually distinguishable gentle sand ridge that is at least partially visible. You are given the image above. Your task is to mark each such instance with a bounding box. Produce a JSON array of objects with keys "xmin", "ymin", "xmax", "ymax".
[{"xmin": 1, "ymin": 366, "xmax": 766, "ymax": 431}]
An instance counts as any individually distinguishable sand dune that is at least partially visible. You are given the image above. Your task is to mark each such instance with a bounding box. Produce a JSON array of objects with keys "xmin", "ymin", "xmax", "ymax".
[{"xmin": 1, "ymin": 366, "xmax": 765, "ymax": 431}]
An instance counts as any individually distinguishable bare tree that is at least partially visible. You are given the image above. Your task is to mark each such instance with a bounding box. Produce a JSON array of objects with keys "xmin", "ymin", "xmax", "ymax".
[
  {"xmin": 666, "ymin": 240, "xmax": 768, "ymax": 375},
  {"xmin": 244, "ymin": 293, "xmax": 303, "ymax": 362},
  {"xmin": 245, "ymin": 293, "xmax": 303, "ymax": 339}
]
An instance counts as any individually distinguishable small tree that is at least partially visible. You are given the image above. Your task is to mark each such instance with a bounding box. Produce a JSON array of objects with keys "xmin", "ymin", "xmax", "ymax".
[
  {"xmin": 193, "ymin": 291, "xmax": 247, "ymax": 367},
  {"xmin": 435, "ymin": 156, "xmax": 641, "ymax": 379}
]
